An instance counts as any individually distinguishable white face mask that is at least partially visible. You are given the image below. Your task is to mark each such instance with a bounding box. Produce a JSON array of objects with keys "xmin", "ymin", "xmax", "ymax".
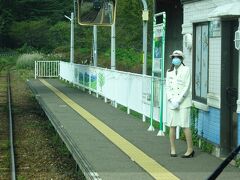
[{"xmin": 172, "ymin": 57, "xmax": 181, "ymax": 66}]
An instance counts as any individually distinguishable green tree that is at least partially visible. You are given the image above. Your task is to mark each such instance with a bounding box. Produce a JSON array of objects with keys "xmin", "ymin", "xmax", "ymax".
[
  {"xmin": 49, "ymin": 21, "xmax": 69, "ymax": 47},
  {"xmin": 0, "ymin": 0, "xmax": 154, "ymax": 73},
  {"xmin": 0, "ymin": 9, "xmax": 14, "ymax": 47},
  {"xmin": 12, "ymin": 0, "xmax": 72, "ymax": 22},
  {"xmin": 116, "ymin": 0, "xmax": 143, "ymax": 50},
  {"xmin": 9, "ymin": 19, "xmax": 51, "ymax": 51}
]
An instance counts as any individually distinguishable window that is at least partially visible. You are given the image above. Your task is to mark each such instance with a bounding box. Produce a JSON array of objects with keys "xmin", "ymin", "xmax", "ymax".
[{"xmin": 193, "ymin": 23, "xmax": 209, "ymax": 103}]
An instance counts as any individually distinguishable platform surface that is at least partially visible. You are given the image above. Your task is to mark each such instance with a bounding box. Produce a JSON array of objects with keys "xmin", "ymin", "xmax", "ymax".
[{"xmin": 28, "ymin": 78, "xmax": 240, "ymax": 180}]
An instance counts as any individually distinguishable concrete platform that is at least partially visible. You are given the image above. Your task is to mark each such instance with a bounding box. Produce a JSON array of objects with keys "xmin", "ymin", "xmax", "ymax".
[{"xmin": 28, "ymin": 78, "xmax": 240, "ymax": 180}]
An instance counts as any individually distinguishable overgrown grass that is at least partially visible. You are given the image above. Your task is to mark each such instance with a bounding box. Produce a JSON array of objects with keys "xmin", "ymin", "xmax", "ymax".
[
  {"xmin": 0, "ymin": 55, "xmax": 18, "ymax": 72},
  {"xmin": 200, "ymin": 139, "xmax": 214, "ymax": 153},
  {"xmin": 16, "ymin": 69, "xmax": 34, "ymax": 80},
  {"xmin": 17, "ymin": 175, "xmax": 27, "ymax": 180},
  {"xmin": 190, "ymin": 106, "xmax": 199, "ymax": 146},
  {"xmin": 16, "ymin": 53, "xmax": 44, "ymax": 69},
  {"xmin": 236, "ymin": 156, "xmax": 240, "ymax": 168},
  {"xmin": 15, "ymin": 53, "xmax": 61, "ymax": 80}
]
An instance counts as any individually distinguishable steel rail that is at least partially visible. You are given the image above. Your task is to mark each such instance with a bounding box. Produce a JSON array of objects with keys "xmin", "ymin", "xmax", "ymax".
[
  {"xmin": 7, "ymin": 72, "xmax": 16, "ymax": 180},
  {"xmin": 81, "ymin": 9, "xmax": 99, "ymax": 23}
]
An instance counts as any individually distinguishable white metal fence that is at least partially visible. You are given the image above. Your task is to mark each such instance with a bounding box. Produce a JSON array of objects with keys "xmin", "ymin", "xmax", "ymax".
[
  {"xmin": 33, "ymin": 60, "xmax": 181, "ymax": 136},
  {"xmin": 59, "ymin": 61, "xmax": 168, "ymax": 124},
  {"xmin": 35, "ymin": 61, "xmax": 60, "ymax": 79}
]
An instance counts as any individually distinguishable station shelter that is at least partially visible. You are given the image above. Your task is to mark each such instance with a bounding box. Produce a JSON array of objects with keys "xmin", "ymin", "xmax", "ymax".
[{"xmin": 157, "ymin": 0, "xmax": 240, "ymax": 156}]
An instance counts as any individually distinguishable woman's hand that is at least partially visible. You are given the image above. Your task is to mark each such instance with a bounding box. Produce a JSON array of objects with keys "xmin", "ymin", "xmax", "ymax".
[{"xmin": 169, "ymin": 99, "xmax": 179, "ymax": 110}]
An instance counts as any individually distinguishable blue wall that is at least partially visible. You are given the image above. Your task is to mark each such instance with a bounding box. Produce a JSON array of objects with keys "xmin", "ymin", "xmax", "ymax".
[{"xmin": 197, "ymin": 107, "xmax": 220, "ymax": 145}]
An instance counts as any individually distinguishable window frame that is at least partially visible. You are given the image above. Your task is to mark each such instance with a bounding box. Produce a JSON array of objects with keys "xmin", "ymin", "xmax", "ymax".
[{"xmin": 192, "ymin": 22, "xmax": 210, "ymax": 104}]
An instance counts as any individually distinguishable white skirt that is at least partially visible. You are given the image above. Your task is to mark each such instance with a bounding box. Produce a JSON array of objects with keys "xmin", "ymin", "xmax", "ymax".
[{"xmin": 166, "ymin": 107, "xmax": 191, "ymax": 128}]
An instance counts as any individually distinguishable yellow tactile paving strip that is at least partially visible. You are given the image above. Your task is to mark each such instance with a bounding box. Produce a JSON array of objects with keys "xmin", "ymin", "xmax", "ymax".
[{"xmin": 40, "ymin": 79, "xmax": 179, "ymax": 180}]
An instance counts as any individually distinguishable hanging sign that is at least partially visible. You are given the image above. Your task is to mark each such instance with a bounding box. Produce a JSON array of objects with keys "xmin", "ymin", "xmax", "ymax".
[
  {"xmin": 153, "ymin": 24, "xmax": 163, "ymax": 73},
  {"xmin": 209, "ymin": 20, "xmax": 221, "ymax": 37}
]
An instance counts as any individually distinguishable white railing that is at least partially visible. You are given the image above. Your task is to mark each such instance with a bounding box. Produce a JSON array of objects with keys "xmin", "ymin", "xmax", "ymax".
[
  {"xmin": 35, "ymin": 61, "xmax": 60, "ymax": 79},
  {"xmin": 59, "ymin": 61, "xmax": 167, "ymax": 124}
]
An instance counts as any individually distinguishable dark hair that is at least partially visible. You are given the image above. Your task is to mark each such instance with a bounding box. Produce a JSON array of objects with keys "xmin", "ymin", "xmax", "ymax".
[{"xmin": 168, "ymin": 56, "xmax": 185, "ymax": 72}]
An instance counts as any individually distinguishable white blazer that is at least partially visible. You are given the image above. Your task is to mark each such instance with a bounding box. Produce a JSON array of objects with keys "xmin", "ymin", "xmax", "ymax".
[{"xmin": 166, "ymin": 64, "xmax": 192, "ymax": 109}]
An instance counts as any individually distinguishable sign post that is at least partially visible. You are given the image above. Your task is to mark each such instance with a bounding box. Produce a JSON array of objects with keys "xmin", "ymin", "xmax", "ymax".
[{"xmin": 148, "ymin": 12, "xmax": 166, "ymax": 136}]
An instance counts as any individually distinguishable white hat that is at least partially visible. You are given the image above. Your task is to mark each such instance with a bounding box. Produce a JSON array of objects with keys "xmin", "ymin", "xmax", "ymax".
[{"xmin": 170, "ymin": 50, "xmax": 184, "ymax": 59}]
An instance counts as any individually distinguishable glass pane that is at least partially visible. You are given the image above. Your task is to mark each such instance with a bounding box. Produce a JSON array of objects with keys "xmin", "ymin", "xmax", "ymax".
[
  {"xmin": 201, "ymin": 24, "xmax": 208, "ymax": 99},
  {"xmin": 195, "ymin": 26, "xmax": 202, "ymax": 97}
]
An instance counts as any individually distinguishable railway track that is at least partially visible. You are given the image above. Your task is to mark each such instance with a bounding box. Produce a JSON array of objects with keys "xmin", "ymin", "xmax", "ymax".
[
  {"xmin": 0, "ymin": 69, "xmax": 81, "ymax": 179},
  {"xmin": 8, "ymin": 73, "xmax": 16, "ymax": 180},
  {"xmin": 81, "ymin": 9, "xmax": 99, "ymax": 23},
  {"xmin": 0, "ymin": 72, "xmax": 16, "ymax": 180}
]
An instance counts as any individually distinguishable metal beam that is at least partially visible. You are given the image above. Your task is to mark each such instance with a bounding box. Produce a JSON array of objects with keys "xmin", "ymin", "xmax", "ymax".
[
  {"xmin": 140, "ymin": 0, "xmax": 148, "ymax": 75},
  {"xmin": 111, "ymin": 23, "xmax": 116, "ymax": 70},
  {"xmin": 93, "ymin": 26, "xmax": 97, "ymax": 66}
]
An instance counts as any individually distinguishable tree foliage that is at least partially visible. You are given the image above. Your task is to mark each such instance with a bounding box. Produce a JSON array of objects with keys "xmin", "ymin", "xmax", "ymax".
[
  {"xmin": 9, "ymin": 19, "xmax": 51, "ymax": 50},
  {"xmin": 0, "ymin": 0, "xmax": 153, "ymax": 72}
]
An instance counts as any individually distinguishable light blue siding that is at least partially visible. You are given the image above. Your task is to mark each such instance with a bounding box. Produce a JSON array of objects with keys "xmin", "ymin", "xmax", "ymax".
[{"xmin": 197, "ymin": 107, "xmax": 220, "ymax": 145}]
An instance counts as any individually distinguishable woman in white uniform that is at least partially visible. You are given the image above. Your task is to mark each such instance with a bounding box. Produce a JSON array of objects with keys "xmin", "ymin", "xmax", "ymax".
[{"xmin": 166, "ymin": 50, "xmax": 194, "ymax": 158}]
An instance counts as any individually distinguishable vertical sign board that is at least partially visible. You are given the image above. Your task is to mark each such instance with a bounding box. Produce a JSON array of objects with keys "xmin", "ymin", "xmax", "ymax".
[
  {"xmin": 149, "ymin": 12, "xmax": 166, "ymax": 134},
  {"xmin": 153, "ymin": 24, "xmax": 163, "ymax": 73}
]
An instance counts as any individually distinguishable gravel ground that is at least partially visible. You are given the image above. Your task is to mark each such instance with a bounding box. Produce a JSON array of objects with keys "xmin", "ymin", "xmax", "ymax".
[
  {"xmin": 0, "ymin": 73, "xmax": 10, "ymax": 179},
  {"xmin": 11, "ymin": 71, "xmax": 84, "ymax": 180}
]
